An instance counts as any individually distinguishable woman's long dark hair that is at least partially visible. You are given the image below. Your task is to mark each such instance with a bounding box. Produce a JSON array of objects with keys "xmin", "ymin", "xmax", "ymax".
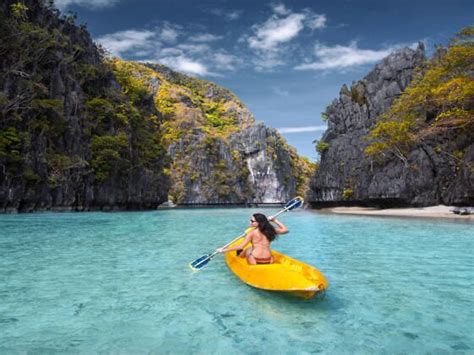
[{"xmin": 253, "ymin": 213, "xmax": 277, "ymax": 242}]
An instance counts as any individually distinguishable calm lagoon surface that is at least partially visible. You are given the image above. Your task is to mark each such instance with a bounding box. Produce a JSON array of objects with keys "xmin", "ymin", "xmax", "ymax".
[{"xmin": 0, "ymin": 209, "xmax": 473, "ymax": 354}]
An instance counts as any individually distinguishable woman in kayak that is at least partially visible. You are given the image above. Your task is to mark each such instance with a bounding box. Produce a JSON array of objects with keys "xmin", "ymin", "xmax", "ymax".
[{"xmin": 217, "ymin": 213, "xmax": 288, "ymax": 264}]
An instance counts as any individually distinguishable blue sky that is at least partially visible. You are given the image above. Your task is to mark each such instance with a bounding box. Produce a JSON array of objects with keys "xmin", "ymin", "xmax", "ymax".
[{"xmin": 55, "ymin": 0, "xmax": 473, "ymax": 160}]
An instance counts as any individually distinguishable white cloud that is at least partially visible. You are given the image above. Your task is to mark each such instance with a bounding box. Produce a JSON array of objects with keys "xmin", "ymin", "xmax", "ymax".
[
  {"xmin": 189, "ymin": 33, "xmax": 223, "ymax": 42},
  {"xmin": 306, "ymin": 13, "xmax": 326, "ymax": 30},
  {"xmin": 96, "ymin": 29, "xmax": 155, "ymax": 57},
  {"xmin": 248, "ymin": 13, "xmax": 306, "ymax": 51},
  {"xmin": 177, "ymin": 43, "xmax": 210, "ymax": 54},
  {"xmin": 272, "ymin": 3, "xmax": 291, "ymax": 16},
  {"xmin": 252, "ymin": 52, "xmax": 286, "ymax": 71},
  {"xmin": 272, "ymin": 87, "xmax": 290, "ymax": 97},
  {"xmin": 213, "ymin": 52, "xmax": 240, "ymax": 71},
  {"xmin": 210, "ymin": 8, "xmax": 242, "ymax": 21},
  {"xmin": 96, "ymin": 24, "xmax": 237, "ymax": 76},
  {"xmin": 227, "ymin": 11, "xmax": 242, "ymax": 20},
  {"xmin": 148, "ymin": 49, "xmax": 239, "ymax": 74},
  {"xmin": 295, "ymin": 41, "xmax": 394, "ymax": 71},
  {"xmin": 159, "ymin": 24, "xmax": 180, "ymax": 43},
  {"xmin": 159, "ymin": 47, "xmax": 183, "ymax": 57},
  {"xmin": 277, "ymin": 125, "xmax": 327, "ymax": 134},
  {"xmin": 159, "ymin": 56, "xmax": 211, "ymax": 76},
  {"xmin": 245, "ymin": 4, "xmax": 327, "ymax": 70},
  {"xmin": 54, "ymin": 0, "xmax": 118, "ymax": 10}
]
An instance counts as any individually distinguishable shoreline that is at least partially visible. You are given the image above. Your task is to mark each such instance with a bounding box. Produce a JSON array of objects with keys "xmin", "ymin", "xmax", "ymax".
[
  {"xmin": 1, "ymin": 204, "xmax": 473, "ymax": 220},
  {"xmin": 320, "ymin": 205, "xmax": 474, "ymax": 220}
]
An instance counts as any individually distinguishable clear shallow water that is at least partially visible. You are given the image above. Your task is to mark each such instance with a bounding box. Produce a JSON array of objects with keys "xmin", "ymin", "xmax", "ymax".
[{"xmin": 0, "ymin": 209, "xmax": 473, "ymax": 354}]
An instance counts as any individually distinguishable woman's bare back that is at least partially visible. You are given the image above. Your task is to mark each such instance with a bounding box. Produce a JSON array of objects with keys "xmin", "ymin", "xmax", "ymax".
[{"xmin": 249, "ymin": 229, "xmax": 272, "ymax": 258}]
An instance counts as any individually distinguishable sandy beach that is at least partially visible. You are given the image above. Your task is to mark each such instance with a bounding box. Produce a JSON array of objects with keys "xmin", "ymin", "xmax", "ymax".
[{"xmin": 323, "ymin": 205, "xmax": 474, "ymax": 220}]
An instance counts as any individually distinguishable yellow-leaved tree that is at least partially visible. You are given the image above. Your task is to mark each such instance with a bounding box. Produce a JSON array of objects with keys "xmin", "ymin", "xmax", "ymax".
[{"xmin": 365, "ymin": 26, "xmax": 474, "ymax": 165}]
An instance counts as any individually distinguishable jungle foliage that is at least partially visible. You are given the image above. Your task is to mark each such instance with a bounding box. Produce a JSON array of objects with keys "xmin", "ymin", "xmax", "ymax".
[
  {"xmin": 0, "ymin": 1, "xmax": 167, "ymax": 187},
  {"xmin": 1, "ymin": 0, "xmax": 314, "ymax": 206}
]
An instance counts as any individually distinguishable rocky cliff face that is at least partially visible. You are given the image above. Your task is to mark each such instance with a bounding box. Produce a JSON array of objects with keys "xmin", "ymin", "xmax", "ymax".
[
  {"xmin": 167, "ymin": 123, "xmax": 298, "ymax": 205},
  {"xmin": 143, "ymin": 63, "xmax": 304, "ymax": 204},
  {"xmin": 0, "ymin": 0, "xmax": 169, "ymax": 212},
  {"xmin": 230, "ymin": 124, "xmax": 297, "ymax": 203},
  {"xmin": 308, "ymin": 43, "xmax": 474, "ymax": 207},
  {"xmin": 0, "ymin": 0, "xmax": 309, "ymax": 211}
]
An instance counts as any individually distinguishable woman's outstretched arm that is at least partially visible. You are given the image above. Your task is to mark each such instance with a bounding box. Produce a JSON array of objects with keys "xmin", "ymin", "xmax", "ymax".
[{"xmin": 217, "ymin": 231, "xmax": 253, "ymax": 253}]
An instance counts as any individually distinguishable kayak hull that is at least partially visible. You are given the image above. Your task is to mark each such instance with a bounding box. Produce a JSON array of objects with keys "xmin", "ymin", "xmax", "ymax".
[{"xmin": 224, "ymin": 238, "xmax": 328, "ymax": 299}]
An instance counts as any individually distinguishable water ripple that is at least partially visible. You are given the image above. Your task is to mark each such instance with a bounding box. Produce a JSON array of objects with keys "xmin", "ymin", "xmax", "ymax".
[{"xmin": 0, "ymin": 210, "xmax": 472, "ymax": 353}]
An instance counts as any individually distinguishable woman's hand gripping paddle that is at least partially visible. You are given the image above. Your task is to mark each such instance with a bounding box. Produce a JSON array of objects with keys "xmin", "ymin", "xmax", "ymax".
[{"xmin": 188, "ymin": 196, "xmax": 304, "ymax": 271}]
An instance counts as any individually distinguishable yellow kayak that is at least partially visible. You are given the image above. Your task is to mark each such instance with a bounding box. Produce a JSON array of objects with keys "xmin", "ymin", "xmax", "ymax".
[{"xmin": 224, "ymin": 238, "xmax": 329, "ymax": 299}]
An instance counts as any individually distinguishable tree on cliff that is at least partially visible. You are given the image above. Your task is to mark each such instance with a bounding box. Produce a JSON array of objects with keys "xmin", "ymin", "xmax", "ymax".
[
  {"xmin": 365, "ymin": 26, "xmax": 474, "ymax": 165},
  {"xmin": 0, "ymin": 1, "xmax": 170, "ymax": 211}
]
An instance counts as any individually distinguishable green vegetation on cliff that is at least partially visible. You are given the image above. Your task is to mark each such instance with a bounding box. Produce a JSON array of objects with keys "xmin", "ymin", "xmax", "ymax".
[
  {"xmin": 1, "ymin": 1, "xmax": 168, "ymax": 210},
  {"xmin": 107, "ymin": 58, "xmax": 314, "ymax": 204},
  {"xmin": 1, "ymin": 0, "xmax": 314, "ymax": 209},
  {"xmin": 0, "ymin": 1, "xmax": 168, "ymax": 185},
  {"xmin": 365, "ymin": 27, "xmax": 474, "ymax": 164},
  {"xmin": 104, "ymin": 59, "xmax": 252, "ymax": 203}
]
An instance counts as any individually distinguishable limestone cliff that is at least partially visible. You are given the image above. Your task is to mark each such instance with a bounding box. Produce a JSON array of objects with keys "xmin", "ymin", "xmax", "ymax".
[
  {"xmin": 0, "ymin": 0, "xmax": 170, "ymax": 212},
  {"xmin": 137, "ymin": 63, "xmax": 309, "ymax": 204},
  {"xmin": 0, "ymin": 0, "xmax": 311, "ymax": 211},
  {"xmin": 308, "ymin": 42, "xmax": 473, "ymax": 207},
  {"xmin": 166, "ymin": 123, "xmax": 300, "ymax": 204}
]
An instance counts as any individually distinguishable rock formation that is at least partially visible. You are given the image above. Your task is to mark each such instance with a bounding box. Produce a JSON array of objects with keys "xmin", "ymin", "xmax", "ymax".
[
  {"xmin": 0, "ymin": 0, "xmax": 171, "ymax": 212},
  {"xmin": 308, "ymin": 43, "xmax": 473, "ymax": 207},
  {"xmin": 144, "ymin": 63, "xmax": 305, "ymax": 205},
  {"xmin": 0, "ymin": 0, "xmax": 310, "ymax": 212}
]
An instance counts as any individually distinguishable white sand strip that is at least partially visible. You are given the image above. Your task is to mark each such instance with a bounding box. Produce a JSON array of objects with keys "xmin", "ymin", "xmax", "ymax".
[{"xmin": 322, "ymin": 205, "xmax": 474, "ymax": 220}]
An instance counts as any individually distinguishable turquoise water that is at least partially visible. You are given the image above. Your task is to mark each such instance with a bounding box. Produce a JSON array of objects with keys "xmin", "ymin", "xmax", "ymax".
[{"xmin": 0, "ymin": 209, "xmax": 473, "ymax": 354}]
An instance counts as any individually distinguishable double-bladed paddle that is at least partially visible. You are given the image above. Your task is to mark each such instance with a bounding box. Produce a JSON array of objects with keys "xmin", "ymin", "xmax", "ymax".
[{"xmin": 189, "ymin": 196, "xmax": 304, "ymax": 271}]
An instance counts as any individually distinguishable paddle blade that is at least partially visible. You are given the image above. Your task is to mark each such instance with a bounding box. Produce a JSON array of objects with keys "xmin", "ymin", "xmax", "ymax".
[
  {"xmin": 189, "ymin": 254, "xmax": 212, "ymax": 271},
  {"xmin": 285, "ymin": 196, "xmax": 304, "ymax": 210}
]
